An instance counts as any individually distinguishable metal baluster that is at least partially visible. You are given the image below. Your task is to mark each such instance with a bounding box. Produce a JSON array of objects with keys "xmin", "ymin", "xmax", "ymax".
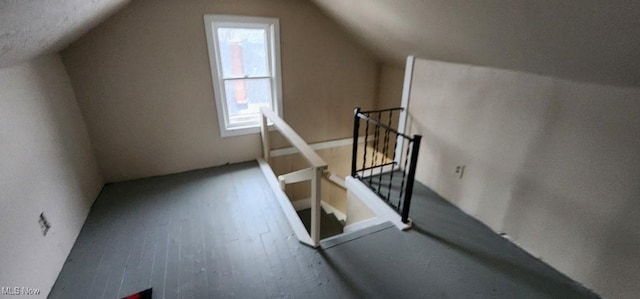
[
  {"xmin": 369, "ymin": 112, "xmax": 381, "ymax": 185},
  {"xmin": 361, "ymin": 113, "xmax": 370, "ymax": 179},
  {"xmin": 377, "ymin": 110, "xmax": 393, "ymax": 197},
  {"xmin": 369, "ymin": 113, "xmax": 380, "ymax": 187},
  {"xmin": 351, "ymin": 108, "xmax": 361, "ymax": 177},
  {"xmin": 398, "ymin": 138, "xmax": 412, "ymax": 212},
  {"xmin": 387, "ymin": 133, "xmax": 399, "ymax": 206},
  {"xmin": 401, "ymin": 135, "xmax": 421, "ymax": 223},
  {"xmin": 386, "ymin": 111, "xmax": 394, "ymax": 160}
]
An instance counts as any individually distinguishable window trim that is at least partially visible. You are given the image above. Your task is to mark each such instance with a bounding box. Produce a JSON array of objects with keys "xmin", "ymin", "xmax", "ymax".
[{"xmin": 204, "ymin": 15, "xmax": 283, "ymax": 137}]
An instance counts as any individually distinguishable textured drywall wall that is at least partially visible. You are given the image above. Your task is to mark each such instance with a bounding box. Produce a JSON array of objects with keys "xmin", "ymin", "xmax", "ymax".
[
  {"xmin": 377, "ymin": 64, "xmax": 404, "ymax": 109},
  {"xmin": 0, "ymin": 0, "xmax": 129, "ymax": 68},
  {"xmin": 408, "ymin": 58, "xmax": 640, "ymax": 298},
  {"xmin": 311, "ymin": 0, "xmax": 640, "ymax": 86},
  {"xmin": 0, "ymin": 54, "xmax": 103, "ymax": 297},
  {"xmin": 62, "ymin": 0, "xmax": 379, "ymax": 182}
]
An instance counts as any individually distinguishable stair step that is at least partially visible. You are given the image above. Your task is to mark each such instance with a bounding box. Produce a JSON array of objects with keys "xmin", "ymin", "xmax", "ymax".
[{"xmin": 296, "ymin": 208, "xmax": 344, "ymax": 239}]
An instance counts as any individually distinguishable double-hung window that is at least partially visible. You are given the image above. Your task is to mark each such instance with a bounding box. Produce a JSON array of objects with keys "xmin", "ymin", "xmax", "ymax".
[{"xmin": 204, "ymin": 15, "xmax": 283, "ymax": 137}]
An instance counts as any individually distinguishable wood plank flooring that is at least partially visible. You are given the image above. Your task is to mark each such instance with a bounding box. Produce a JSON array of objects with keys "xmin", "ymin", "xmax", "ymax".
[{"xmin": 49, "ymin": 161, "xmax": 599, "ymax": 299}]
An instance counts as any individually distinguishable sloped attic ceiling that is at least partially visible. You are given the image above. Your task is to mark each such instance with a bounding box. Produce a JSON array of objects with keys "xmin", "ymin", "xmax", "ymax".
[
  {"xmin": 0, "ymin": 0, "xmax": 130, "ymax": 69},
  {"xmin": 311, "ymin": 0, "xmax": 640, "ymax": 87}
]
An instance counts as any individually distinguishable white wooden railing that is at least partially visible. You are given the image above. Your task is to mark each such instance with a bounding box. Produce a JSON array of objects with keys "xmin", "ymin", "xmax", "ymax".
[{"xmin": 259, "ymin": 107, "xmax": 327, "ymax": 247}]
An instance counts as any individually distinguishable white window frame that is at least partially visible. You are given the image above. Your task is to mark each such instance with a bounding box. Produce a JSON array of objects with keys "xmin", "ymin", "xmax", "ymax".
[{"xmin": 204, "ymin": 15, "xmax": 283, "ymax": 137}]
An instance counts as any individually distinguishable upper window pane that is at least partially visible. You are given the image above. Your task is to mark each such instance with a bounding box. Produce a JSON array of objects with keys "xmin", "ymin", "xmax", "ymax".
[{"xmin": 217, "ymin": 28, "xmax": 269, "ymax": 78}]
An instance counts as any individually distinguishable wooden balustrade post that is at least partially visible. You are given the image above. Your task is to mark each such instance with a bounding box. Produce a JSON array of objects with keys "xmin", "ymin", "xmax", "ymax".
[
  {"xmin": 310, "ymin": 166, "xmax": 323, "ymax": 246},
  {"xmin": 261, "ymin": 113, "xmax": 270, "ymax": 161}
]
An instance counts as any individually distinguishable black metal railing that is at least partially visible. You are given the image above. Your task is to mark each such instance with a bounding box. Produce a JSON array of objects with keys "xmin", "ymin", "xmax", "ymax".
[{"xmin": 351, "ymin": 107, "xmax": 421, "ymax": 223}]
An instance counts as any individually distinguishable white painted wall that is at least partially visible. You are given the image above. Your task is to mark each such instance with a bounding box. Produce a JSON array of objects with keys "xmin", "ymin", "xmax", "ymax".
[
  {"xmin": 377, "ymin": 64, "xmax": 404, "ymax": 109},
  {"xmin": 408, "ymin": 59, "xmax": 640, "ymax": 299},
  {"xmin": 62, "ymin": 0, "xmax": 379, "ymax": 182},
  {"xmin": 345, "ymin": 189, "xmax": 375, "ymax": 226},
  {"xmin": 311, "ymin": 0, "xmax": 640, "ymax": 87},
  {"xmin": 0, "ymin": 54, "xmax": 103, "ymax": 298}
]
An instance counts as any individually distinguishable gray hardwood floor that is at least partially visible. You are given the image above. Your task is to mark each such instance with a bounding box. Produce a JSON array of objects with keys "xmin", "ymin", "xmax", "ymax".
[{"xmin": 49, "ymin": 161, "xmax": 599, "ymax": 299}]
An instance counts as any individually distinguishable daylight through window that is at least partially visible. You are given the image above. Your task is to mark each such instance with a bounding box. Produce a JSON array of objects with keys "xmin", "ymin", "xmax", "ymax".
[{"xmin": 204, "ymin": 15, "xmax": 282, "ymax": 137}]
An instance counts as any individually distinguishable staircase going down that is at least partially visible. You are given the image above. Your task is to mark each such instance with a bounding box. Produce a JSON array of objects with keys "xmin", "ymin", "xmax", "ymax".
[{"xmin": 297, "ymin": 208, "xmax": 344, "ymax": 239}]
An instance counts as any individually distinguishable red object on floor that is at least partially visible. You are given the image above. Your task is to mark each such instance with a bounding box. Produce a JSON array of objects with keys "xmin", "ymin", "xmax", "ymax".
[{"xmin": 121, "ymin": 288, "xmax": 152, "ymax": 299}]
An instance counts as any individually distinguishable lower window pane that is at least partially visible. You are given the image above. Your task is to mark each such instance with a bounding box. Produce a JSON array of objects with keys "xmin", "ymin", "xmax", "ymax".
[{"xmin": 223, "ymin": 78, "xmax": 272, "ymax": 127}]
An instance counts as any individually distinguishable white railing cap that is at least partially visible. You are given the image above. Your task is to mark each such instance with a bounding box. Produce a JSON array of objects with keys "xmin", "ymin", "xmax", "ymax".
[{"xmin": 260, "ymin": 107, "xmax": 327, "ymax": 168}]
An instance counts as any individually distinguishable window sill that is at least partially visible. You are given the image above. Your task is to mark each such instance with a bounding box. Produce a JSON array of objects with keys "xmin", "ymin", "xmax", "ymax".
[{"xmin": 219, "ymin": 123, "xmax": 276, "ymax": 138}]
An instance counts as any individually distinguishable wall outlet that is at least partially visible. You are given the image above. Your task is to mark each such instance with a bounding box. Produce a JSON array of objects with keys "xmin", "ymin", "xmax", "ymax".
[
  {"xmin": 39, "ymin": 213, "xmax": 51, "ymax": 236},
  {"xmin": 455, "ymin": 165, "xmax": 466, "ymax": 179}
]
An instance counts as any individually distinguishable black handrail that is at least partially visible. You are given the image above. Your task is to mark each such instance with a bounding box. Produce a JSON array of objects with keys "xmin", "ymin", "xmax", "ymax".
[
  {"xmin": 351, "ymin": 107, "xmax": 421, "ymax": 223},
  {"xmin": 354, "ymin": 112, "xmax": 413, "ymax": 139},
  {"xmin": 359, "ymin": 107, "xmax": 405, "ymax": 114}
]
